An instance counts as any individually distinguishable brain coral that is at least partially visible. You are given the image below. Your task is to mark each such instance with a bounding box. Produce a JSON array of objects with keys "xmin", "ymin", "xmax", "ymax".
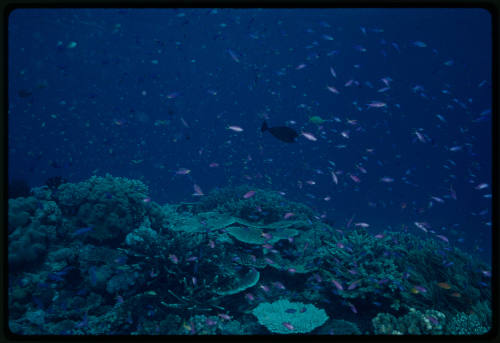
[{"xmin": 54, "ymin": 174, "xmax": 150, "ymax": 242}]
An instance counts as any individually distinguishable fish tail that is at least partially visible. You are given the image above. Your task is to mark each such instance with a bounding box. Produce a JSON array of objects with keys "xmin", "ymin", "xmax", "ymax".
[{"xmin": 261, "ymin": 121, "xmax": 268, "ymax": 132}]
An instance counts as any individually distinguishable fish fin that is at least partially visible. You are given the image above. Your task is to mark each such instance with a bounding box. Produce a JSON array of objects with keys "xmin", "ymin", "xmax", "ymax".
[{"xmin": 261, "ymin": 121, "xmax": 268, "ymax": 132}]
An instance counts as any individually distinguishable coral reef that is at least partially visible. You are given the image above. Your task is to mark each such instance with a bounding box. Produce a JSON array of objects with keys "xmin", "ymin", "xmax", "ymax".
[
  {"xmin": 446, "ymin": 312, "xmax": 489, "ymax": 335},
  {"xmin": 252, "ymin": 299, "xmax": 329, "ymax": 334},
  {"xmin": 7, "ymin": 176, "xmax": 492, "ymax": 335},
  {"xmin": 372, "ymin": 308, "xmax": 446, "ymax": 334}
]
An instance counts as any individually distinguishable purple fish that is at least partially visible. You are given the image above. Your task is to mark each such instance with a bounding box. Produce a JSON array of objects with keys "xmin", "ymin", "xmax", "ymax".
[
  {"xmin": 348, "ymin": 279, "xmax": 362, "ymax": 290},
  {"xmin": 427, "ymin": 316, "xmax": 439, "ymax": 325},
  {"xmin": 377, "ymin": 278, "xmax": 389, "ymax": 285},
  {"xmin": 75, "ymin": 311, "xmax": 88, "ymax": 328},
  {"xmin": 436, "ymin": 234, "xmax": 449, "ymax": 243},
  {"xmin": 72, "ymin": 227, "xmax": 93, "ymax": 237},
  {"xmin": 331, "ymin": 279, "xmax": 344, "ymax": 291},
  {"xmin": 414, "ymin": 285, "xmax": 427, "ymax": 293}
]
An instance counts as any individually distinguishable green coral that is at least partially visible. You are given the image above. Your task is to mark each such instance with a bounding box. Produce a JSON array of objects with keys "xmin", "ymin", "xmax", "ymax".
[
  {"xmin": 372, "ymin": 308, "xmax": 446, "ymax": 334},
  {"xmin": 55, "ymin": 174, "xmax": 150, "ymax": 242},
  {"xmin": 215, "ymin": 268, "xmax": 259, "ymax": 296},
  {"xmin": 446, "ymin": 312, "xmax": 489, "ymax": 335},
  {"xmin": 192, "ymin": 185, "xmax": 314, "ymax": 224},
  {"xmin": 8, "ymin": 197, "xmax": 39, "ymax": 229},
  {"xmin": 323, "ymin": 228, "xmax": 403, "ymax": 301},
  {"xmin": 226, "ymin": 226, "xmax": 266, "ymax": 244},
  {"xmin": 252, "ymin": 299, "xmax": 328, "ymax": 334}
]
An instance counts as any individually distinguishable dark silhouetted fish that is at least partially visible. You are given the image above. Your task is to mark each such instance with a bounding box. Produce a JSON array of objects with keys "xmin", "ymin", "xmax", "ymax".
[{"xmin": 261, "ymin": 121, "xmax": 298, "ymax": 143}]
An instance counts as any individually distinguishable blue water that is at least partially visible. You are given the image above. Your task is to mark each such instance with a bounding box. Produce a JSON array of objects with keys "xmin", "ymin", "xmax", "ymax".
[
  {"xmin": 9, "ymin": 8, "xmax": 492, "ymax": 259},
  {"xmin": 7, "ymin": 8, "xmax": 493, "ymax": 335}
]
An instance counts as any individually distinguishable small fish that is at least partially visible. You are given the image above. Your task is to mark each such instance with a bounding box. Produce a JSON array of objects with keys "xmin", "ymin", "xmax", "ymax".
[
  {"xmin": 272, "ymin": 281, "xmax": 286, "ymax": 290},
  {"xmin": 410, "ymin": 287, "xmax": 420, "ymax": 294},
  {"xmin": 374, "ymin": 234, "xmax": 384, "ymax": 239},
  {"xmin": 380, "ymin": 177, "xmax": 394, "ymax": 183},
  {"xmin": 348, "ymin": 279, "xmax": 362, "ymax": 290},
  {"xmin": 435, "ymin": 234, "xmax": 449, "ymax": 243},
  {"xmin": 287, "ymin": 268, "xmax": 296, "ymax": 274},
  {"xmin": 228, "ymin": 125, "xmax": 244, "ymax": 132},
  {"xmin": 193, "ymin": 184, "xmax": 204, "ymax": 196},
  {"xmin": 261, "ymin": 232, "xmax": 273, "ymax": 240},
  {"xmin": 347, "ymin": 302, "xmax": 357, "ymax": 314},
  {"xmin": 182, "ymin": 322, "xmax": 192, "ymax": 332},
  {"xmin": 450, "ymin": 185, "xmax": 457, "ymax": 200},
  {"xmin": 71, "ymin": 227, "xmax": 93, "ymax": 237},
  {"xmin": 218, "ymin": 313, "xmax": 232, "ymax": 321},
  {"xmin": 450, "ymin": 292, "xmax": 462, "ymax": 298},
  {"xmin": 169, "ymin": 254, "xmax": 179, "ymax": 264},
  {"xmin": 349, "ymin": 174, "xmax": 361, "ymax": 183},
  {"xmin": 413, "ymin": 41, "xmax": 427, "ymax": 47},
  {"xmin": 391, "ymin": 42, "xmax": 400, "ymax": 52},
  {"xmin": 331, "ymin": 171, "xmax": 338, "ymax": 185},
  {"xmin": 430, "ymin": 196, "xmax": 444, "ymax": 203},
  {"xmin": 330, "ymin": 66, "xmax": 337, "ymax": 78},
  {"xmin": 116, "ymin": 295, "xmax": 124, "ymax": 304},
  {"xmin": 243, "ymin": 190, "xmax": 256, "ymax": 199},
  {"xmin": 176, "ymin": 168, "xmax": 191, "ymax": 175},
  {"xmin": 426, "ymin": 315, "xmax": 439, "ymax": 325},
  {"xmin": 260, "ymin": 284, "xmax": 270, "ymax": 292},
  {"xmin": 283, "ymin": 322, "xmax": 295, "ymax": 331},
  {"xmin": 437, "ymin": 282, "xmax": 451, "ymax": 289},
  {"xmin": 344, "ymin": 79, "xmax": 355, "ymax": 87},
  {"xmin": 414, "ymin": 222, "xmax": 428, "ymax": 233},
  {"xmin": 367, "ymin": 101, "xmax": 387, "ymax": 108},
  {"xmin": 245, "ymin": 293, "xmax": 255, "ymax": 301},
  {"xmin": 209, "ymin": 162, "xmax": 219, "ymax": 168},
  {"xmin": 475, "ymin": 183, "xmax": 488, "ymax": 190},
  {"xmin": 331, "ymin": 279, "xmax": 343, "ymax": 291},
  {"xmin": 265, "ymin": 257, "xmax": 275, "ymax": 265},
  {"xmin": 414, "ymin": 285, "xmax": 427, "ymax": 293},
  {"xmin": 227, "ymin": 49, "xmax": 240, "ymax": 63},
  {"xmin": 415, "ymin": 131, "xmax": 426, "ymax": 143},
  {"xmin": 205, "ymin": 317, "xmax": 217, "ymax": 326},
  {"xmin": 166, "ymin": 92, "xmax": 180, "ymax": 99},
  {"xmin": 327, "ymin": 86, "xmax": 340, "ymax": 94},
  {"xmin": 313, "ymin": 273, "xmax": 322, "ymax": 282},
  {"xmin": 283, "ymin": 212, "xmax": 295, "ymax": 219},
  {"xmin": 296, "ymin": 63, "xmax": 307, "ymax": 70},
  {"xmin": 356, "ymin": 165, "xmax": 367, "ymax": 174},
  {"xmin": 301, "ymin": 132, "xmax": 318, "ymax": 141},
  {"xmin": 354, "ymin": 222, "xmax": 369, "ymax": 228}
]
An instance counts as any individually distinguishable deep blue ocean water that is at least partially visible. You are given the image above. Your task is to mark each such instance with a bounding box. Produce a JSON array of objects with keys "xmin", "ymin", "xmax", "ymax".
[
  {"xmin": 7, "ymin": 8, "xmax": 493, "ymax": 335},
  {"xmin": 9, "ymin": 8, "xmax": 492, "ymax": 259}
]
